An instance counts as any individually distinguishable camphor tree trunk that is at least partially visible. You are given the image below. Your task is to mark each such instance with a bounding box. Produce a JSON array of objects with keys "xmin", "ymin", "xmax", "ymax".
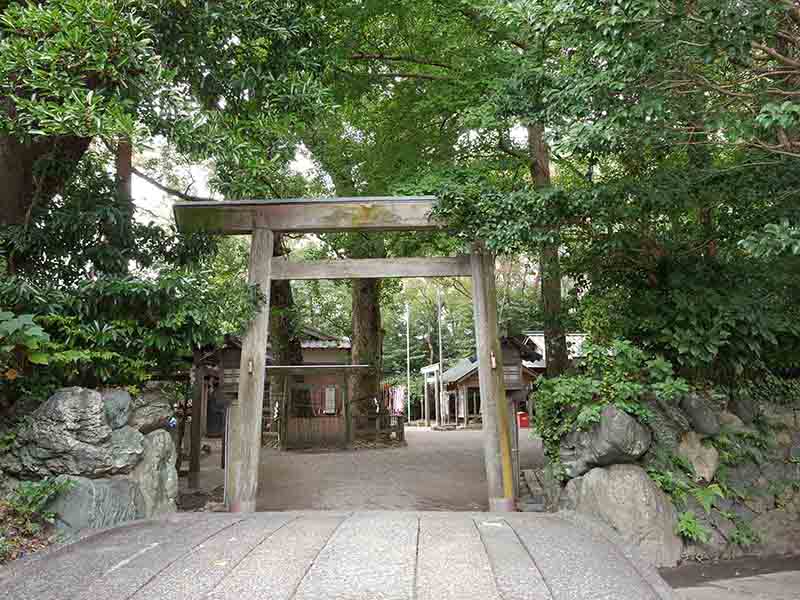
[
  {"xmin": 528, "ymin": 124, "xmax": 569, "ymax": 377},
  {"xmin": 0, "ymin": 133, "xmax": 91, "ymax": 272},
  {"xmin": 269, "ymin": 234, "xmax": 303, "ymax": 436},
  {"xmin": 350, "ymin": 277, "xmax": 383, "ymax": 415}
]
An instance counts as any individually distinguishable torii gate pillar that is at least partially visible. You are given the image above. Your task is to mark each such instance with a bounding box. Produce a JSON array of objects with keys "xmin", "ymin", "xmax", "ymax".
[
  {"xmin": 225, "ymin": 228, "xmax": 274, "ymax": 512},
  {"xmin": 471, "ymin": 242, "xmax": 515, "ymax": 512}
]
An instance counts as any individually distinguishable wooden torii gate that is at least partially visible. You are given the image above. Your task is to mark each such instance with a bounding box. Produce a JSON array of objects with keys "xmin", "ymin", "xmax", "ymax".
[{"xmin": 174, "ymin": 196, "xmax": 516, "ymax": 512}]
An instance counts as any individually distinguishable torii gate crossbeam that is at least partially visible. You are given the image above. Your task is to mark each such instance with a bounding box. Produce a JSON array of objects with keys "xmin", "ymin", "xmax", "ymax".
[{"xmin": 173, "ymin": 196, "xmax": 516, "ymax": 512}]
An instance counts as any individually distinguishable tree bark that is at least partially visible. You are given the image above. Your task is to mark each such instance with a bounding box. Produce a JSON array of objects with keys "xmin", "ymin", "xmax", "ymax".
[
  {"xmin": 350, "ymin": 277, "xmax": 383, "ymax": 415},
  {"xmin": 269, "ymin": 234, "xmax": 303, "ymax": 433},
  {"xmin": 105, "ymin": 138, "xmax": 135, "ymax": 274},
  {"xmin": 0, "ymin": 134, "xmax": 91, "ymax": 226},
  {"xmin": 0, "ymin": 133, "xmax": 91, "ymax": 272},
  {"xmin": 528, "ymin": 124, "xmax": 569, "ymax": 377}
]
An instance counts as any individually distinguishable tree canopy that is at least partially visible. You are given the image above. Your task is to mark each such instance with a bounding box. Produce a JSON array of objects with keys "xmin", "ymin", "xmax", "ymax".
[{"xmin": 1, "ymin": 0, "xmax": 799, "ymax": 415}]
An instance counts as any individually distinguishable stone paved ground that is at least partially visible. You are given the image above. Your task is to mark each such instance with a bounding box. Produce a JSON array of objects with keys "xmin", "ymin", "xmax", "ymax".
[
  {"xmin": 0, "ymin": 512, "xmax": 674, "ymax": 599},
  {"xmin": 672, "ymin": 571, "xmax": 800, "ymax": 599},
  {"xmin": 191, "ymin": 428, "xmax": 546, "ymax": 511}
]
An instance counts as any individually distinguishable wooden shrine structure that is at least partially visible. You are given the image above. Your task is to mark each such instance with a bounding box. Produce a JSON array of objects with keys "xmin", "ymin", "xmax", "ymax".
[{"xmin": 173, "ymin": 196, "xmax": 516, "ymax": 512}]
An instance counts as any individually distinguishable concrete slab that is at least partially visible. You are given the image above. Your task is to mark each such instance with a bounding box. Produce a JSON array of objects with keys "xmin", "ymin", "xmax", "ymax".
[
  {"xmin": 674, "ymin": 571, "xmax": 800, "ymax": 600},
  {"xmin": 129, "ymin": 514, "xmax": 294, "ymax": 599},
  {"xmin": 476, "ymin": 518, "xmax": 550, "ymax": 600},
  {"xmin": 293, "ymin": 512, "xmax": 418, "ymax": 600},
  {"xmin": 416, "ymin": 513, "xmax": 501, "ymax": 600},
  {"xmin": 1, "ymin": 512, "xmax": 676, "ymax": 600},
  {"xmin": 208, "ymin": 514, "xmax": 347, "ymax": 600}
]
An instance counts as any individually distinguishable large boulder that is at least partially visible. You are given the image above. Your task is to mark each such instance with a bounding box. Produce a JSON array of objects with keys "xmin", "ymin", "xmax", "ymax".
[
  {"xmin": 641, "ymin": 394, "xmax": 691, "ymax": 454},
  {"xmin": 48, "ymin": 475, "xmax": 142, "ymax": 534},
  {"xmin": 678, "ymin": 431, "xmax": 720, "ymax": 483},
  {"xmin": 728, "ymin": 393, "xmax": 757, "ymax": 425},
  {"xmin": 130, "ymin": 430, "xmax": 178, "ymax": 518},
  {"xmin": 679, "ymin": 393, "xmax": 720, "ymax": 436},
  {"xmin": 129, "ymin": 382, "xmax": 175, "ymax": 434},
  {"xmin": 102, "ymin": 388, "xmax": 132, "ymax": 430},
  {"xmin": 110, "ymin": 426, "xmax": 145, "ymax": 473},
  {"xmin": 559, "ymin": 405, "xmax": 652, "ymax": 478},
  {"xmin": 761, "ymin": 402, "xmax": 798, "ymax": 431},
  {"xmin": 0, "ymin": 388, "xmax": 142, "ymax": 477},
  {"xmin": 719, "ymin": 410, "xmax": 752, "ymax": 434},
  {"xmin": 751, "ymin": 509, "xmax": 800, "ymax": 556},
  {"xmin": 560, "ymin": 464, "xmax": 683, "ymax": 567}
]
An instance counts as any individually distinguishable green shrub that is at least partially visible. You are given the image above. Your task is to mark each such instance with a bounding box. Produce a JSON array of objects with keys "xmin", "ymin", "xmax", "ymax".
[
  {"xmin": 0, "ymin": 477, "xmax": 73, "ymax": 563},
  {"xmin": 676, "ymin": 510, "xmax": 711, "ymax": 544},
  {"xmin": 533, "ymin": 339, "xmax": 689, "ymax": 470}
]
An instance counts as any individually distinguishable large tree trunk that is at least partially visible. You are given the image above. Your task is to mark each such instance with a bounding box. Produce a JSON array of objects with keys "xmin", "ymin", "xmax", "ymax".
[
  {"xmin": 104, "ymin": 138, "xmax": 135, "ymax": 275},
  {"xmin": 528, "ymin": 124, "xmax": 569, "ymax": 377},
  {"xmin": 269, "ymin": 234, "xmax": 303, "ymax": 435},
  {"xmin": 350, "ymin": 278, "xmax": 383, "ymax": 415},
  {"xmin": 0, "ymin": 133, "xmax": 91, "ymax": 272}
]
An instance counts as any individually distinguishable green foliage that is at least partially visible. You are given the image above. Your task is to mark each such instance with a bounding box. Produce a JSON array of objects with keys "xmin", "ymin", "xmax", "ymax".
[
  {"xmin": 0, "ymin": 0, "xmax": 162, "ymax": 139},
  {"xmin": 693, "ymin": 484, "xmax": 725, "ymax": 515},
  {"xmin": 6, "ymin": 478, "xmax": 72, "ymax": 522},
  {"xmin": 0, "ymin": 477, "xmax": 73, "ymax": 563},
  {"xmin": 741, "ymin": 220, "xmax": 800, "ymax": 257},
  {"xmin": 728, "ymin": 518, "xmax": 761, "ymax": 548},
  {"xmin": 0, "ymin": 312, "xmax": 51, "ymax": 381},
  {"xmin": 533, "ymin": 339, "xmax": 688, "ymax": 466},
  {"xmin": 1, "ymin": 151, "xmax": 215, "ymax": 285},
  {"xmin": 676, "ymin": 511, "xmax": 712, "ymax": 545},
  {"xmin": 712, "ymin": 427, "xmax": 773, "ymax": 468},
  {"xmin": 0, "ymin": 430, "xmax": 16, "ymax": 452},
  {"xmin": 0, "ymin": 266, "xmax": 260, "ymax": 406},
  {"xmin": 647, "ymin": 450, "xmax": 697, "ymax": 507},
  {"xmin": 735, "ymin": 374, "xmax": 800, "ymax": 407}
]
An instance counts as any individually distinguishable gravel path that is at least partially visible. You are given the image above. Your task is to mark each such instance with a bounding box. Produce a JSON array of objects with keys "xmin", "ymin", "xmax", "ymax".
[{"xmin": 191, "ymin": 428, "xmax": 545, "ymax": 511}]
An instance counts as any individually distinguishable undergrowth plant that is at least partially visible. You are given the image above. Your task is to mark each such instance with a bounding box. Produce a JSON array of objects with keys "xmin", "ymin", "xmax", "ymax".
[
  {"xmin": 533, "ymin": 339, "xmax": 689, "ymax": 471},
  {"xmin": 0, "ymin": 477, "xmax": 73, "ymax": 563},
  {"xmin": 676, "ymin": 510, "xmax": 711, "ymax": 544}
]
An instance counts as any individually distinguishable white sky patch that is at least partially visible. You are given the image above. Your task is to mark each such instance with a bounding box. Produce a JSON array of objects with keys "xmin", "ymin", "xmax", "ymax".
[{"xmin": 132, "ymin": 144, "xmax": 317, "ymax": 226}]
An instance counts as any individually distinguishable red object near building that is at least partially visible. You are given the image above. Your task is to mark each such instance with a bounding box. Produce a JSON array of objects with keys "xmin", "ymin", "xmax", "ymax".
[{"xmin": 517, "ymin": 411, "xmax": 530, "ymax": 428}]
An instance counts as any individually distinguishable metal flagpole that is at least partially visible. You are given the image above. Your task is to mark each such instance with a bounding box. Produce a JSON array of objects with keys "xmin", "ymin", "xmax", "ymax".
[
  {"xmin": 437, "ymin": 288, "xmax": 445, "ymax": 425},
  {"xmin": 406, "ymin": 302, "xmax": 411, "ymax": 422}
]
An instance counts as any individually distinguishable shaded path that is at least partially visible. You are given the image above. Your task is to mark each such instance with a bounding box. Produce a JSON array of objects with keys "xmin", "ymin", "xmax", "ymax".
[{"xmin": 192, "ymin": 428, "xmax": 545, "ymax": 511}]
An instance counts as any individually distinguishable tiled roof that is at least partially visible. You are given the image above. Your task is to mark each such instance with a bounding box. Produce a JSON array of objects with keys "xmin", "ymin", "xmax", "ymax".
[{"xmin": 441, "ymin": 358, "xmax": 478, "ymax": 384}]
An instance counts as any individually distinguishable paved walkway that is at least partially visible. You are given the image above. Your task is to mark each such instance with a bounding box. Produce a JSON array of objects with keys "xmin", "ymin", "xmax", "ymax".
[
  {"xmin": 193, "ymin": 428, "xmax": 545, "ymax": 511},
  {"xmin": 673, "ymin": 571, "xmax": 800, "ymax": 599},
  {"xmin": 0, "ymin": 511, "xmax": 674, "ymax": 599}
]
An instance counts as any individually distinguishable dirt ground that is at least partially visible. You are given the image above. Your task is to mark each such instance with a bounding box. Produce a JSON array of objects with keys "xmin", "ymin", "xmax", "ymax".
[{"xmin": 187, "ymin": 427, "xmax": 546, "ymax": 511}]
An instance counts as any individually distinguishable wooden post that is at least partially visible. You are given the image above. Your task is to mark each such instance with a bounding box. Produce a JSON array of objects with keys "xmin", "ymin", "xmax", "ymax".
[
  {"xmin": 279, "ymin": 376, "xmax": 289, "ymax": 451},
  {"xmin": 225, "ymin": 228, "xmax": 274, "ymax": 513},
  {"xmin": 344, "ymin": 374, "xmax": 352, "ymax": 446},
  {"xmin": 189, "ymin": 356, "xmax": 203, "ymax": 489},
  {"xmin": 423, "ymin": 375, "xmax": 429, "ymax": 426},
  {"xmin": 471, "ymin": 242, "xmax": 515, "ymax": 512},
  {"xmin": 218, "ymin": 349, "xmax": 225, "ymax": 470},
  {"xmin": 434, "ymin": 368, "xmax": 440, "ymax": 427}
]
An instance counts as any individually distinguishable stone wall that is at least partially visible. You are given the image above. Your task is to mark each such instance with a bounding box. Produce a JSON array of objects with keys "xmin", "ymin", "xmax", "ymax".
[
  {"xmin": 548, "ymin": 395, "xmax": 800, "ymax": 567},
  {"xmin": 0, "ymin": 384, "xmax": 177, "ymax": 536}
]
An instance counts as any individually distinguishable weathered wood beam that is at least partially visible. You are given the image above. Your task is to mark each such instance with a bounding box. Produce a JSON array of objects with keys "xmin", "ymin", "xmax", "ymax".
[
  {"xmin": 270, "ymin": 256, "xmax": 471, "ymax": 280},
  {"xmin": 471, "ymin": 241, "xmax": 515, "ymax": 512},
  {"xmin": 266, "ymin": 364, "xmax": 373, "ymax": 375},
  {"xmin": 173, "ymin": 196, "xmax": 439, "ymax": 234},
  {"xmin": 225, "ymin": 228, "xmax": 274, "ymax": 513}
]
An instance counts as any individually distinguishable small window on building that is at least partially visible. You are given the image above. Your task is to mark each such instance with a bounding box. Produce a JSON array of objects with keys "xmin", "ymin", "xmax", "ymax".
[{"xmin": 324, "ymin": 386, "xmax": 337, "ymax": 414}]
